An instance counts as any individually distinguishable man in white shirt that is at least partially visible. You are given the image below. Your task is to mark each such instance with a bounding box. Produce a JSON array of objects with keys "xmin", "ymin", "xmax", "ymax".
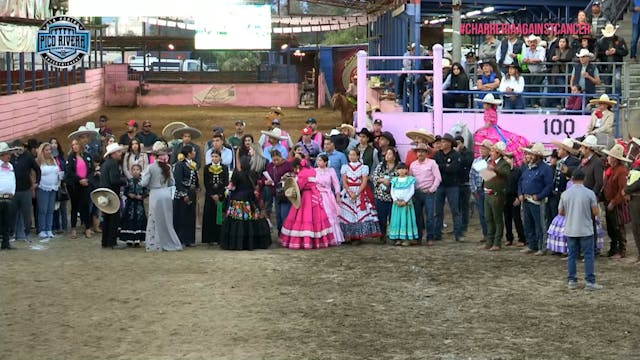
[
  {"xmin": 0, "ymin": 143, "xmax": 17, "ymax": 250},
  {"xmin": 497, "ymin": 34, "xmax": 524, "ymax": 75},
  {"xmin": 521, "ymin": 34, "xmax": 546, "ymax": 107}
]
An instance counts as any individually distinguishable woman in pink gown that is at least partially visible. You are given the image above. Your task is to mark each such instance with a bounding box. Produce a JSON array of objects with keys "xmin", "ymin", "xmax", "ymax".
[
  {"xmin": 279, "ymin": 158, "xmax": 336, "ymax": 249},
  {"xmin": 473, "ymin": 94, "xmax": 529, "ymax": 166},
  {"xmin": 314, "ymin": 154, "xmax": 344, "ymax": 245}
]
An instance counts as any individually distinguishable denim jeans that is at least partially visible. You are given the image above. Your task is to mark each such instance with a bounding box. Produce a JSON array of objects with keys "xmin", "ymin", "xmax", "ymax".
[
  {"xmin": 459, "ymin": 185, "xmax": 471, "ymax": 233},
  {"xmin": 275, "ymin": 201, "xmax": 291, "ymax": 235},
  {"xmin": 474, "ymin": 190, "xmax": 488, "ymax": 238},
  {"xmin": 37, "ymin": 189, "xmax": 56, "ymax": 233},
  {"xmin": 53, "ymin": 200, "xmax": 68, "ymax": 232},
  {"xmin": 11, "ymin": 190, "xmax": 32, "ymax": 239},
  {"xmin": 632, "ymin": 21, "xmax": 640, "ymax": 58},
  {"xmin": 413, "ymin": 190, "xmax": 435, "ymax": 241},
  {"xmin": 435, "ymin": 186, "xmax": 462, "ymax": 239},
  {"xmin": 567, "ymin": 235, "xmax": 595, "ymax": 284},
  {"xmin": 523, "ymin": 201, "xmax": 543, "ymax": 251},
  {"xmin": 375, "ymin": 199, "xmax": 393, "ymax": 236},
  {"xmin": 502, "ymin": 95, "xmax": 525, "ymax": 110}
]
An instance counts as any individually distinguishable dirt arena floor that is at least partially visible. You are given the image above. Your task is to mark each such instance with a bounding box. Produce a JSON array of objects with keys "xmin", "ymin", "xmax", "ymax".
[{"xmin": 1, "ymin": 106, "xmax": 640, "ymax": 360}]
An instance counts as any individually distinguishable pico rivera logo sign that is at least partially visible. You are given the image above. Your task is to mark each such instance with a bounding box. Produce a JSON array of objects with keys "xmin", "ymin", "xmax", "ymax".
[
  {"xmin": 460, "ymin": 22, "xmax": 591, "ymax": 36},
  {"xmin": 36, "ymin": 16, "xmax": 90, "ymax": 69}
]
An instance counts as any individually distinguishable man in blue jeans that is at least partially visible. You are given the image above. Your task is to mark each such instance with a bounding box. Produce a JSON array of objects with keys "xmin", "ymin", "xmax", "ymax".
[
  {"xmin": 559, "ymin": 169, "xmax": 603, "ymax": 291},
  {"xmin": 433, "ymin": 134, "xmax": 463, "ymax": 241},
  {"xmin": 518, "ymin": 143, "xmax": 553, "ymax": 255},
  {"xmin": 470, "ymin": 140, "xmax": 492, "ymax": 241}
]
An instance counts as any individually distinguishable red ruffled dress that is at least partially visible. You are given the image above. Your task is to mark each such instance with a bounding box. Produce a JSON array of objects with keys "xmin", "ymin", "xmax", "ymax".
[
  {"xmin": 279, "ymin": 167, "xmax": 336, "ymax": 249},
  {"xmin": 473, "ymin": 106, "xmax": 530, "ymax": 166}
]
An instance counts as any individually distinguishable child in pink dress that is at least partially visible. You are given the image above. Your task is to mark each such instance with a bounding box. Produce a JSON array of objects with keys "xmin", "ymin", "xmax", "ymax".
[
  {"xmin": 279, "ymin": 158, "xmax": 336, "ymax": 249},
  {"xmin": 314, "ymin": 154, "xmax": 344, "ymax": 245}
]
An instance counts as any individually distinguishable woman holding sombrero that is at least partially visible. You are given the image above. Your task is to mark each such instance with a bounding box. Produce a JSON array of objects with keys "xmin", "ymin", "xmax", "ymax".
[
  {"xmin": 583, "ymin": 94, "xmax": 616, "ymax": 141},
  {"xmin": 473, "ymin": 93, "xmax": 529, "ymax": 166}
]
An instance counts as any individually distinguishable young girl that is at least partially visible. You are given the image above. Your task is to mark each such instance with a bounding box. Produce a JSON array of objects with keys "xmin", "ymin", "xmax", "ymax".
[
  {"xmin": 314, "ymin": 154, "xmax": 344, "ymax": 245},
  {"xmin": 338, "ymin": 148, "xmax": 381, "ymax": 244},
  {"xmin": 202, "ymin": 151, "xmax": 229, "ymax": 245},
  {"xmin": 119, "ymin": 164, "xmax": 148, "ymax": 247},
  {"xmin": 387, "ymin": 163, "xmax": 418, "ymax": 246}
]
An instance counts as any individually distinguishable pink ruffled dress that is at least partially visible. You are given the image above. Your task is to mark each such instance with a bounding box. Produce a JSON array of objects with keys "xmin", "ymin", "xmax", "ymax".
[{"xmin": 473, "ymin": 106, "xmax": 529, "ymax": 166}]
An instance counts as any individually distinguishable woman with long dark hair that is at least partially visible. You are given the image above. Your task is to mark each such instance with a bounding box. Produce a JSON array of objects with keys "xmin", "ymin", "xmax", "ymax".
[
  {"xmin": 443, "ymin": 62, "xmax": 470, "ymax": 108},
  {"xmin": 221, "ymin": 156, "xmax": 271, "ymax": 250},
  {"xmin": 123, "ymin": 138, "xmax": 149, "ymax": 179},
  {"xmin": 141, "ymin": 141, "xmax": 182, "ymax": 252},
  {"xmin": 65, "ymin": 138, "xmax": 94, "ymax": 239},
  {"xmin": 372, "ymin": 147, "xmax": 400, "ymax": 242},
  {"xmin": 50, "ymin": 138, "xmax": 68, "ymax": 234},
  {"xmin": 173, "ymin": 145, "xmax": 199, "ymax": 247},
  {"xmin": 202, "ymin": 150, "xmax": 229, "ymax": 245},
  {"xmin": 236, "ymin": 134, "xmax": 254, "ymax": 166}
]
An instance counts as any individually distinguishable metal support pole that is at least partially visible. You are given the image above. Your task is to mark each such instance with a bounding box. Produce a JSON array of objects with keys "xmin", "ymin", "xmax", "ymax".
[
  {"xmin": 18, "ymin": 52, "xmax": 25, "ymax": 91},
  {"xmin": 31, "ymin": 52, "xmax": 36, "ymax": 91},
  {"xmin": 356, "ymin": 50, "xmax": 367, "ymax": 130},
  {"xmin": 452, "ymin": 0, "xmax": 462, "ymax": 64},
  {"xmin": 99, "ymin": 27, "xmax": 103, "ymax": 67},
  {"xmin": 5, "ymin": 52, "xmax": 11, "ymax": 95},
  {"xmin": 43, "ymin": 62, "xmax": 49, "ymax": 89},
  {"xmin": 432, "ymin": 44, "xmax": 444, "ymax": 133},
  {"xmin": 409, "ymin": 0, "xmax": 421, "ymax": 112}
]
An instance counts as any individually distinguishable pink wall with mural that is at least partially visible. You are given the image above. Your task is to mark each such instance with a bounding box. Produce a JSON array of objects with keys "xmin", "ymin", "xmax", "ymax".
[{"xmin": 0, "ymin": 69, "xmax": 103, "ymax": 141}]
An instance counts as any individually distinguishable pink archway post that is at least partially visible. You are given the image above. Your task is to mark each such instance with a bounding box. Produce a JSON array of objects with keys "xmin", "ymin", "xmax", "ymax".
[{"xmin": 355, "ymin": 44, "xmax": 444, "ymax": 132}]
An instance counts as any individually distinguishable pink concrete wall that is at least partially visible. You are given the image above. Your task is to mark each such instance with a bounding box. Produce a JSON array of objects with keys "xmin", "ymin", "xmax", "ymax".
[
  {"xmin": 137, "ymin": 83, "xmax": 299, "ymax": 107},
  {"xmin": 0, "ymin": 69, "xmax": 103, "ymax": 141}
]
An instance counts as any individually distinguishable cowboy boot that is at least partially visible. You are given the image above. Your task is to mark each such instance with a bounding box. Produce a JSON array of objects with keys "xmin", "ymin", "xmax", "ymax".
[{"xmin": 92, "ymin": 216, "xmax": 102, "ymax": 233}]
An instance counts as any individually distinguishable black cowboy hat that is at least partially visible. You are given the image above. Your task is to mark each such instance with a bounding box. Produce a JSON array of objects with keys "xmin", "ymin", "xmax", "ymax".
[
  {"xmin": 380, "ymin": 131, "xmax": 396, "ymax": 147},
  {"xmin": 441, "ymin": 133, "xmax": 456, "ymax": 146},
  {"xmin": 357, "ymin": 128, "xmax": 374, "ymax": 143}
]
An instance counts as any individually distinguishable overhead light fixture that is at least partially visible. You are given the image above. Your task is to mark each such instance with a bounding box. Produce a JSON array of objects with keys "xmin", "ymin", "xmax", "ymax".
[
  {"xmin": 483, "ymin": 6, "xmax": 495, "ymax": 13},
  {"xmin": 424, "ymin": 20, "xmax": 429, "ymax": 24},
  {"xmin": 443, "ymin": 28, "xmax": 453, "ymax": 33},
  {"xmin": 466, "ymin": 10, "xmax": 481, "ymax": 17},
  {"xmin": 281, "ymin": 44, "xmax": 289, "ymax": 50},
  {"xmin": 429, "ymin": 19, "xmax": 445, "ymax": 24},
  {"xmin": 167, "ymin": 43, "xmax": 175, "ymax": 50}
]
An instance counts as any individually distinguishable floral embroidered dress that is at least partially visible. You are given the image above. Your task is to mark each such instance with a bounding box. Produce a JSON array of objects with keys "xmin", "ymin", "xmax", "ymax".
[
  {"xmin": 388, "ymin": 176, "xmax": 419, "ymax": 241},
  {"xmin": 280, "ymin": 167, "xmax": 336, "ymax": 249},
  {"xmin": 473, "ymin": 106, "xmax": 529, "ymax": 166},
  {"xmin": 119, "ymin": 177, "xmax": 148, "ymax": 246},
  {"xmin": 315, "ymin": 167, "xmax": 344, "ymax": 245},
  {"xmin": 338, "ymin": 162, "xmax": 381, "ymax": 241}
]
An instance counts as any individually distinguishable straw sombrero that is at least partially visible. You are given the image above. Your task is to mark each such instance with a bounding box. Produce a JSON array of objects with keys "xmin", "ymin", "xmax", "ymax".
[
  {"xmin": 479, "ymin": 139, "xmax": 494, "ymax": 150},
  {"xmin": 588, "ymin": 94, "xmax": 617, "ymax": 107},
  {"xmin": 602, "ymin": 144, "xmax": 631, "ymax": 162},
  {"xmin": 283, "ymin": 177, "xmax": 301, "ymax": 209},
  {"xmin": 491, "ymin": 141, "xmax": 512, "ymax": 156},
  {"xmin": 90, "ymin": 188, "xmax": 120, "ymax": 214},
  {"xmin": 261, "ymin": 128, "xmax": 286, "ymax": 141},
  {"xmin": 151, "ymin": 141, "xmax": 169, "ymax": 155},
  {"xmin": 474, "ymin": 93, "xmax": 502, "ymax": 105},
  {"xmin": 0, "ymin": 142, "xmax": 20, "ymax": 155},
  {"xmin": 171, "ymin": 126, "xmax": 202, "ymax": 140},
  {"xmin": 522, "ymin": 142, "xmax": 551, "ymax": 157},
  {"xmin": 162, "ymin": 122, "xmax": 188, "ymax": 139},
  {"xmin": 413, "ymin": 143, "xmax": 431, "ymax": 152},
  {"xmin": 339, "ymin": 124, "xmax": 356, "ymax": 138},
  {"xmin": 406, "ymin": 128, "xmax": 436, "ymax": 144},
  {"xmin": 574, "ymin": 135, "xmax": 605, "ymax": 149},
  {"xmin": 550, "ymin": 138, "xmax": 579, "ymax": 155},
  {"xmin": 269, "ymin": 106, "xmax": 285, "ymax": 116}
]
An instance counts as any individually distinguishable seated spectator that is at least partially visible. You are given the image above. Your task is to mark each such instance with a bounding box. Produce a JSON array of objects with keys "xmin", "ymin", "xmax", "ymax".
[
  {"xmin": 443, "ymin": 62, "xmax": 470, "ymax": 109},
  {"xmin": 585, "ymin": 94, "xmax": 616, "ymax": 138},
  {"xmin": 499, "ymin": 64, "xmax": 525, "ymax": 111},
  {"xmin": 565, "ymin": 85, "xmax": 585, "ymax": 113}
]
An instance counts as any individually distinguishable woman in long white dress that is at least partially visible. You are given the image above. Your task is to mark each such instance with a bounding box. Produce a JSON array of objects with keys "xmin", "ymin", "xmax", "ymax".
[{"xmin": 141, "ymin": 141, "xmax": 182, "ymax": 252}]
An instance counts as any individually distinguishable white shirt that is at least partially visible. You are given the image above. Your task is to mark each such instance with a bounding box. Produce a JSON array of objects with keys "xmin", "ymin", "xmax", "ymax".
[
  {"xmin": 390, "ymin": 177, "xmax": 415, "ymax": 202},
  {"xmin": 205, "ymin": 146, "xmax": 233, "ymax": 167},
  {"xmin": 38, "ymin": 163, "xmax": 60, "ymax": 191},
  {"xmin": 499, "ymin": 75, "xmax": 525, "ymax": 94},
  {"xmin": 0, "ymin": 160, "xmax": 16, "ymax": 195},
  {"xmin": 522, "ymin": 46, "xmax": 546, "ymax": 73},
  {"xmin": 496, "ymin": 39, "xmax": 516, "ymax": 65}
]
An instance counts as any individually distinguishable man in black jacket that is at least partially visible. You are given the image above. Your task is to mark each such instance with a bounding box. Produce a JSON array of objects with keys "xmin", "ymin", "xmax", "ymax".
[
  {"xmin": 100, "ymin": 144, "xmax": 127, "ymax": 248},
  {"xmin": 10, "ymin": 140, "xmax": 40, "ymax": 241},
  {"xmin": 433, "ymin": 133, "xmax": 463, "ymax": 241},
  {"xmin": 455, "ymin": 135, "xmax": 474, "ymax": 236},
  {"xmin": 548, "ymin": 139, "xmax": 581, "ymax": 225}
]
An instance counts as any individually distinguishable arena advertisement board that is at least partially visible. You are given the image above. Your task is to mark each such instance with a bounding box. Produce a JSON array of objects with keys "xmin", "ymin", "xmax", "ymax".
[
  {"xmin": 194, "ymin": 4, "xmax": 271, "ymax": 50},
  {"xmin": 36, "ymin": 16, "xmax": 90, "ymax": 69}
]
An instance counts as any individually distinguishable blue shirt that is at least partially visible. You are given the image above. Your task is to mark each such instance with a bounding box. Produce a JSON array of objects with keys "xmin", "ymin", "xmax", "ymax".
[
  {"xmin": 263, "ymin": 144, "xmax": 288, "ymax": 162},
  {"xmin": 319, "ymin": 150, "xmax": 347, "ymax": 184},
  {"xmin": 518, "ymin": 160, "xmax": 553, "ymax": 200}
]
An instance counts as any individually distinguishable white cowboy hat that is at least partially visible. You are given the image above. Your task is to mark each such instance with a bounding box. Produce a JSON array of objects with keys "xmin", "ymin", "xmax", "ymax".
[
  {"xmin": 526, "ymin": 34, "xmax": 540, "ymax": 43},
  {"xmin": 90, "ymin": 188, "xmax": 120, "ymax": 214},
  {"xmin": 0, "ymin": 142, "xmax": 20, "ymax": 155},
  {"xmin": 171, "ymin": 126, "xmax": 202, "ymax": 140},
  {"xmin": 283, "ymin": 177, "xmax": 301, "ymax": 209},
  {"xmin": 162, "ymin": 121, "xmax": 188, "ymax": 139},
  {"xmin": 325, "ymin": 129, "xmax": 341, "ymax": 137},
  {"xmin": 84, "ymin": 122, "xmax": 99, "ymax": 133},
  {"xmin": 602, "ymin": 143, "xmax": 631, "ymax": 162},
  {"xmin": 479, "ymin": 139, "xmax": 494, "ymax": 150},
  {"xmin": 103, "ymin": 143, "xmax": 127, "ymax": 158},
  {"xmin": 550, "ymin": 138, "xmax": 579, "ymax": 154},
  {"xmin": 522, "ymin": 142, "xmax": 551, "ymax": 157},
  {"xmin": 632, "ymin": 137, "xmax": 640, "ymax": 146},
  {"xmin": 601, "ymin": 23, "xmax": 617, "ymax": 38},
  {"xmin": 406, "ymin": 128, "xmax": 436, "ymax": 144},
  {"xmin": 474, "ymin": 93, "xmax": 503, "ymax": 105},
  {"xmin": 576, "ymin": 49, "xmax": 595, "ymax": 59},
  {"xmin": 442, "ymin": 58, "xmax": 453, "ymax": 69},
  {"xmin": 151, "ymin": 141, "xmax": 169, "ymax": 155},
  {"xmin": 491, "ymin": 141, "xmax": 512, "ymax": 156},
  {"xmin": 588, "ymin": 94, "xmax": 617, "ymax": 106},
  {"xmin": 260, "ymin": 128, "xmax": 287, "ymax": 141},
  {"xmin": 68, "ymin": 125, "xmax": 98, "ymax": 140},
  {"xmin": 574, "ymin": 135, "xmax": 605, "ymax": 149}
]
